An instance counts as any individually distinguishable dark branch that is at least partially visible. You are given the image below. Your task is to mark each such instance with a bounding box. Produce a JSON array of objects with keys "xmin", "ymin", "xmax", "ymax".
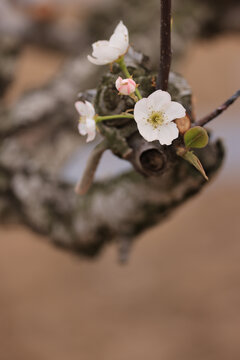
[
  {"xmin": 196, "ymin": 90, "xmax": 240, "ymax": 127},
  {"xmin": 157, "ymin": 0, "xmax": 172, "ymax": 90}
]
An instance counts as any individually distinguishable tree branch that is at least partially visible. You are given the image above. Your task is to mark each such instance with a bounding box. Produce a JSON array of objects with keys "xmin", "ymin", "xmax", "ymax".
[
  {"xmin": 157, "ymin": 0, "xmax": 172, "ymax": 90},
  {"xmin": 0, "ymin": 48, "xmax": 225, "ymax": 259},
  {"xmin": 2, "ymin": 139, "xmax": 224, "ymax": 258},
  {"xmin": 196, "ymin": 90, "xmax": 240, "ymax": 127}
]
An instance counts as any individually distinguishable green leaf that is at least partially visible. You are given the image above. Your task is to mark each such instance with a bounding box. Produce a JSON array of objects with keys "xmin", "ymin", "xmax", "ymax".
[
  {"xmin": 183, "ymin": 151, "xmax": 208, "ymax": 180},
  {"xmin": 184, "ymin": 126, "xmax": 209, "ymax": 149}
]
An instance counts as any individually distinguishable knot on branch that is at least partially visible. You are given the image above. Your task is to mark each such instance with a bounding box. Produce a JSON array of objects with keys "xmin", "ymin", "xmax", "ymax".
[{"xmin": 127, "ymin": 132, "xmax": 168, "ymax": 176}]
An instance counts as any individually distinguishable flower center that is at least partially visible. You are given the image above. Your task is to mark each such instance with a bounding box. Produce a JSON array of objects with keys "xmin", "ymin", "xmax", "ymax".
[{"xmin": 148, "ymin": 111, "xmax": 165, "ymax": 128}]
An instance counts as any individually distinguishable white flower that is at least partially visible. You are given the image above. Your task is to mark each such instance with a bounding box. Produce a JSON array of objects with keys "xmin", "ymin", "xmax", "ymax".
[
  {"xmin": 87, "ymin": 21, "xmax": 129, "ymax": 65},
  {"xmin": 134, "ymin": 90, "xmax": 186, "ymax": 145},
  {"xmin": 115, "ymin": 76, "xmax": 137, "ymax": 95},
  {"xmin": 75, "ymin": 101, "xmax": 96, "ymax": 142}
]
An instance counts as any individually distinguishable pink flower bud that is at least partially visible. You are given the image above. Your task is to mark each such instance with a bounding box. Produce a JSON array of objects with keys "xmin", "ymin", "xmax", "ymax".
[{"xmin": 115, "ymin": 76, "xmax": 137, "ymax": 96}]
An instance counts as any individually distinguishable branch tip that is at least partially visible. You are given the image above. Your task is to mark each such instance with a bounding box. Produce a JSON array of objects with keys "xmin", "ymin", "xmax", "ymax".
[{"xmin": 196, "ymin": 89, "xmax": 240, "ymax": 127}]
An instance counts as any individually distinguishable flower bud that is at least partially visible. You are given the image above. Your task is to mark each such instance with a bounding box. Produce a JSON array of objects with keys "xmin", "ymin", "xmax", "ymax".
[{"xmin": 115, "ymin": 77, "xmax": 137, "ymax": 96}]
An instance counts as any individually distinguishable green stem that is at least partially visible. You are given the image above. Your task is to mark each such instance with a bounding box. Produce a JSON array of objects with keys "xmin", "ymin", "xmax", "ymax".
[
  {"xmin": 96, "ymin": 114, "xmax": 134, "ymax": 123},
  {"xmin": 117, "ymin": 57, "xmax": 142, "ymax": 100}
]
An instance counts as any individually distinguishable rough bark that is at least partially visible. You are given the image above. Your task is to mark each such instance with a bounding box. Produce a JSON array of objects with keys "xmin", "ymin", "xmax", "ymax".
[
  {"xmin": 0, "ymin": 47, "xmax": 224, "ymax": 259},
  {"xmin": 0, "ymin": 141, "xmax": 224, "ymax": 259}
]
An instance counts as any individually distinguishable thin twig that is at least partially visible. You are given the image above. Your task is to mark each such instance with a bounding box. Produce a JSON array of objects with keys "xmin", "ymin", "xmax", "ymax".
[
  {"xmin": 75, "ymin": 140, "xmax": 108, "ymax": 195},
  {"xmin": 157, "ymin": 0, "xmax": 172, "ymax": 90},
  {"xmin": 96, "ymin": 114, "xmax": 134, "ymax": 122},
  {"xmin": 196, "ymin": 90, "xmax": 240, "ymax": 127}
]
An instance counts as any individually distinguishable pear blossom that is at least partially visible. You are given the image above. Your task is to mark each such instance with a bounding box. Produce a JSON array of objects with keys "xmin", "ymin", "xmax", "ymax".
[
  {"xmin": 133, "ymin": 90, "xmax": 186, "ymax": 145},
  {"xmin": 115, "ymin": 76, "xmax": 137, "ymax": 95},
  {"xmin": 87, "ymin": 21, "xmax": 129, "ymax": 65},
  {"xmin": 75, "ymin": 101, "xmax": 96, "ymax": 142}
]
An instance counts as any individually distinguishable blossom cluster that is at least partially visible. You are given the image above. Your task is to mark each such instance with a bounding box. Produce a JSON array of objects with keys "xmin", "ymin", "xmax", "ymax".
[{"xmin": 75, "ymin": 21, "xmax": 186, "ymax": 146}]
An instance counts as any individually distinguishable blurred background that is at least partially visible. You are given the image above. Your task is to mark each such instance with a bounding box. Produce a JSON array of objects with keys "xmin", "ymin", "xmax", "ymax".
[{"xmin": 0, "ymin": 0, "xmax": 240, "ymax": 359}]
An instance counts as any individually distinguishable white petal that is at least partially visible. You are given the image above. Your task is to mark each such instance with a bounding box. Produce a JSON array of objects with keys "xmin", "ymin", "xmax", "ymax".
[
  {"xmin": 92, "ymin": 44, "xmax": 120, "ymax": 62},
  {"xmin": 147, "ymin": 90, "xmax": 171, "ymax": 112},
  {"xmin": 134, "ymin": 98, "xmax": 159, "ymax": 141},
  {"xmin": 157, "ymin": 122, "xmax": 179, "ymax": 145},
  {"xmin": 78, "ymin": 122, "xmax": 87, "ymax": 136},
  {"xmin": 92, "ymin": 40, "xmax": 109, "ymax": 53},
  {"xmin": 109, "ymin": 33, "xmax": 128, "ymax": 55},
  {"xmin": 163, "ymin": 101, "xmax": 186, "ymax": 122},
  {"xmin": 86, "ymin": 131, "xmax": 96, "ymax": 143},
  {"xmin": 87, "ymin": 55, "xmax": 109, "ymax": 65},
  {"xmin": 92, "ymin": 43, "xmax": 109, "ymax": 57},
  {"xmin": 86, "ymin": 117, "xmax": 96, "ymax": 130},
  {"xmin": 110, "ymin": 21, "xmax": 129, "ymax": 55},
  {"xmin": 137, "ymin": 121, "xmax": 159, "ymax": 142},
  {"xmin": 134, "ymin": 98, "xmax": 149, "ymax": 122},
  {"xmin": 85, "ymin": 101, "xmax": 95, "ymax": 118},
  {"xmin": 75, "ymin": 101, "xmax": 89, "ymax": 116},
  {"xmin": 86, "ymin": 118, "xmax": 96, "ymax": 142},
  {"xmin": 113, "ymin": 21, "xmax": 129, "ymax": 39}
]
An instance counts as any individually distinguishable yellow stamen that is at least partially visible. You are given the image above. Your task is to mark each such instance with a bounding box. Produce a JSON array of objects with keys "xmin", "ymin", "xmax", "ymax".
[{"xmin": 148, "ymin": 111, "xmax": 165, "ymax": 128}]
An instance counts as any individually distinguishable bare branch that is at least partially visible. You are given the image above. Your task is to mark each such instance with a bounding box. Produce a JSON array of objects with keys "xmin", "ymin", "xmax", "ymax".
[
  {"xmin": 157, "ymin": 0, "xmax": 172, "ymax": 90},
  {"xmin": 75, "ymin": 140, "xmax": 108, "ymax": 195},
  {"xmin": 196, "ymin": 90, "xmax": 240, "ymax": 127}
]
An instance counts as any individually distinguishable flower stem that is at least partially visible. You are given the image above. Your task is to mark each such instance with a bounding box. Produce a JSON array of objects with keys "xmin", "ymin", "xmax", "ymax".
[
  {"xmin": 96, "ymin": 114, "xmax": 134, "ymax": 122},
  {"xmin": 117, "ymin": 57, "xmax": 142, "ymax": 100}
]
